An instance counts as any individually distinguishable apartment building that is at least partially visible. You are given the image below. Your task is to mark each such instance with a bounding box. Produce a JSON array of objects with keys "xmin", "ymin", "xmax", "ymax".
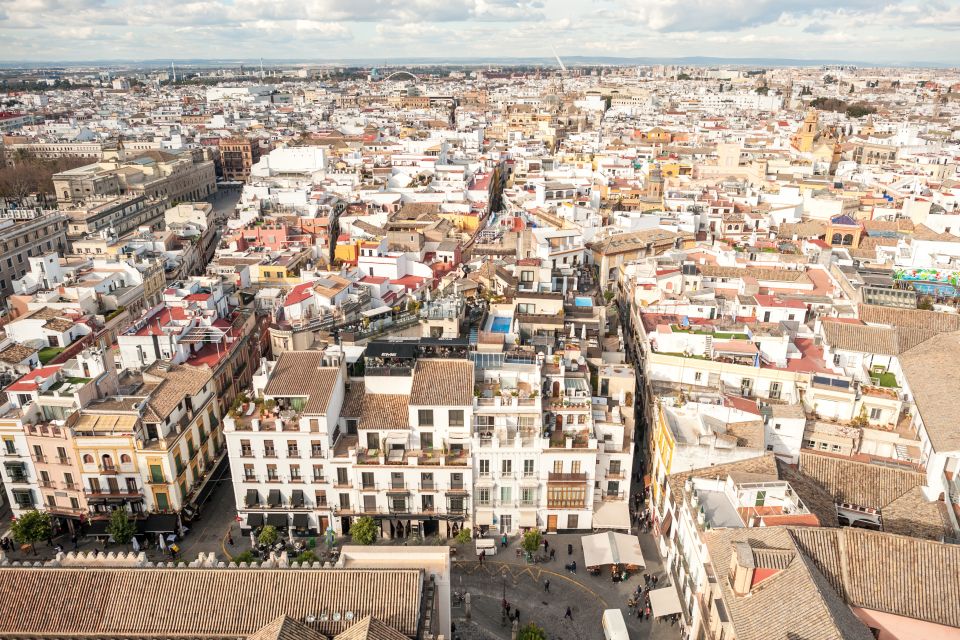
[
  {"xmin": 0, "ymin": 210, "xmax": 68, "ymax": 298},
  {"xmin": 225, "ymin": 337, "xmax": 636, "ymax": 539},
  {"xmin": 219, "ymin": 137, "xmax": 262, "ymax": 182},
  {"xmin": 63, "ymin": 194, "xmax": 166, "ymax": 247}
]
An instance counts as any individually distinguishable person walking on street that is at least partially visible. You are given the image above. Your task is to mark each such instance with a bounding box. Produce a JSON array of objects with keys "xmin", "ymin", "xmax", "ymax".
[
  {"xmin": 227, "ymin": 532, "xmax": 234, "ymax": 546},
  {"xmin": 544, "ymin": 579, "xmax": 550, "ymax": 593},
  {"xmin": 513, "ymin": 608, "xmax": 520, "ymax": 623},
  {"xmin": 565, "ymin": 606, "xmax": 573, "ymax": 621},
  {"xmin": 550, "ymin": 548, "xmax": 556, "ymax": 561},
  {"xmin": 543, "ymin": 538, "xmax": 549, "ymax": 553}
]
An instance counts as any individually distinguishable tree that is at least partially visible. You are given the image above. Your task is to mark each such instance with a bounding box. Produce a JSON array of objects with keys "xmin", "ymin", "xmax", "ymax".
[
  {"xmin": 676, "ymin": 72, "xmax": 692, "ymax": 80},
  {"xmin": 10, "ymin": 510, "xmax": 52, "ymax": 555},
  {"xmin": 455, "ymin": 527, "xmax": 472, "ymax": 544},
  {"xmin": 295, "ymin": 550, "xmax": 317, "ymax": 564},
  {"xmin": 350, "ymin": 516, "xmax": 377, "ymax": 545},
  {"xmin": 106, "ymin": 509, "xmax": 136, "ymax": 549},
  {"xmin": 258, "ymin": 524, "xmax": 279, "ymax": 546},
  {"xmin": 232, "ymin": 550, "xmax": 257, "ymax": 565},
  {"xmin": 518, "ymin": 623, "xmax": 547, "ymax": 640},
  {"xmin": 521, "ymin": 529, "xmax": 542, "ymax": 555}
]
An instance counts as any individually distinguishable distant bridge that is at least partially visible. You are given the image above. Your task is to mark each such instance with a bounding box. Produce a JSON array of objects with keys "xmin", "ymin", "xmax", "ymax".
[{"xmin": 382, "ymin": 70, "xmax": 419, "ymax": 82}]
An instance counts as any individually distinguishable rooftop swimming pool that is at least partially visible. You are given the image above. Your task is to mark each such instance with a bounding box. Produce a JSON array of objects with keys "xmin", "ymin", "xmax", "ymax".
[
  {"xmin": 490, "ymin": 316, "xmax": 512, "ymax": 333},
  {"xmin": 574, "ymin": 297, "xmax": 593, "ymax": 307}
]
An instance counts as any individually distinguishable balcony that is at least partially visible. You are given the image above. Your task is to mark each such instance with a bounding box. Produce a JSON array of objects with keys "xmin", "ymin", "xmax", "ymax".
[
  {"xmin": 99, "ymin": 465, "xmax": 119, "ymax": 474},
  {"xmin": 387, "ymin": 482, "xmax": 408, "ymax": 492},
  {"xmin": 420, "ymin": 481, "xmax": 436, "ymax": 491},
  {"xmin": 263, "ymin": 449, "xmax": 277, "ymax": 458},
  {"xmin": 32, "ymin": 454, "xmax": 47, "ymax": 464},
  {"xmin": 147, "ymin": 475, "xmax": 169, "ymax": 485},
  {"xmin": 56, "ymin": 456, "xmax": 70, "ymax": 465},
  {"xmin": 240, "ymin": 448, "xmax": 254, "ymax": 458},
  {"xmin": 62, "ymin": 482, "xmax": 79, "ymax": 491},
  {"xmin": 548, "ymin": 472, "xmax": 587, "ymax": 483},
  {"xmin": 311, "ymin": 448, "xmax": 323, "ymax": 458},
  {"xmin": 47, "ymin": 505, "xmax": 86, "ymax": 517},
  {"xmin": 287, "ymin": 449, "xmax": 300, "ymax": 458},
  {"xmin": 39, "ymin": 480, "xmax": 56, "ymax": 489},
  {"xmin": 7, "ymin": 475, "xmax": 29, "ymax": 485},
  {"xmin": 360, "ymin": 482, "xmax": 378, "ymax": 491},
  {"xmin": 333, "ymin": 481, "xmax": 352, "ymax": 489},
  {"xmin": 85, "ymin": 487, "xmax": 140, "ymax": 498}
]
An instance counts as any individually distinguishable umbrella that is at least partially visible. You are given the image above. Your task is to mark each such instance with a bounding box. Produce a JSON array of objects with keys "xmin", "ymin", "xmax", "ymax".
[
  {"xmin": 158, "ymin": 535, "xmax": 167, "ymax": 552},
  {"xmin": 250, "ymin": 532, "xmax": 257, "ymax": 548},
  {"xmin": 569, "ymin": 323, "xmax": 575, "ymax": 338},
  {"xmin": 132, "ymin": 537, "xmax": 141, "ymax": 552},
  {"xmin": 582, "ymin": 323, "xmax": 587, "ymax": 339}
]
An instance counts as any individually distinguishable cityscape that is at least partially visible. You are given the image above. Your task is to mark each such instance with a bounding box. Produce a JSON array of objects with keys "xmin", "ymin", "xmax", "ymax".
[{"xmin": 0, "ymin": 4, "xmax": 959, "ymax": 639}]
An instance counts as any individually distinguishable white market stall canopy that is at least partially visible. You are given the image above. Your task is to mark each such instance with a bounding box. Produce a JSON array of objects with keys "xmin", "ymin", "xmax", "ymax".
[
  {"xmin": 592, "ymin": 500, "xmax": 631, "ymax": 530},
  {"xmin": 649, "ymin": 586, "xmax": 683, "ymax": 618},
  {"xmin": 581, "ymin": 531, "xmax": 646, "ymax": 567}
]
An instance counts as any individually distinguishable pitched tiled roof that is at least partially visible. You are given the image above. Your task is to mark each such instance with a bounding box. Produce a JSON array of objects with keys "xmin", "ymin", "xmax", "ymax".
[
  {"xmin": 857, "ymin": 303, "xmax": 960, "ymax": 333},
  {"xmin": 699, "ymin": 264, "xmax": 810, "ymax": 283},
  {"xmin": 264, "ymin": 352, "xmax": 341, "ymax": 415},
  {"xmin": 249, "ymin": 616, "xmax": 328, "ymax": 640},
  {"xmin": 703, "ymin": 528, "xmax": 874, "ymax": 640},
  {"xmin": 820, "ymin": 320, "xmax": 937, "ymax": 355},
  {"xmin": 898, "ymin": 331, "xmax": 960, "ymax": 451},
  {"xmin": 586, "ymin": 228, "xmax": 686, "ymax": 255},
  {"xmin": 409, "ymin": 359, "xmax": 473, "ymax": 407},
  {"xmin": 359, "ymin": 393, "xmax": 410, "ymax": 430},
  {"xmin": 0, "ymin": 568, "xmax": 422, "ymax": 638},
  {"xmin": 142, "ymin": 362, "xmax": 213, "ymax": 421},
  {"xmin": 334, "ymin": 616, "xmax": 410, "ymax": 640},
  {"xmin": 797, "ymin": 453, "xmax": 925, "ymax": 510},
  {"xmin": 791, "ymin": 527, "xmax": 960, "ymax": 628}
]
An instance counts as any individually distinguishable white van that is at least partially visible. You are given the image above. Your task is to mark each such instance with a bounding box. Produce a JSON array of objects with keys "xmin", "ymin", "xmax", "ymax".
[{"xmin": 602, "ymin": 609, "xmax": 629, "ymax": 640}]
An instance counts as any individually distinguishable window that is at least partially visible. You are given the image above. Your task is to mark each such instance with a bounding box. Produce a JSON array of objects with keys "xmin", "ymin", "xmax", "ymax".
[
  {"xmin": 869, "ymin": 408, "xmax": 882, "ymax": 421},
  {"xmin": 313, "ymin": 465, "xmax": 324, "ymax": 482},
  {"xmin": 449, "ymin": 410, "xmax": 464, "ymax": 427},
  {"xmin": 240, "ymin": 439, "xmax": 252, "ymax": 456},
  {"xmin": 120, "ymin": 454, "xmax": 131, "ymax": 464},
  {"xmin": 769, "ymin": 382, "xmax": 782, "ymax": 400},
  {"xmin": 363, "ymin": 495, "xmax": 377, "ymax": 512},
  {"xmin": 339, "ymin": 493, "xmax": 350, "ymax": 509},
  {"xmin": 566, "ymin": 514, "xmax": 579, "ymax": 529},
  {"xmin": 366, "ymin": 432, "xmax": 379, "ymax": 450},
  {"xmin": 290, "ymin": 466, "xmax": 301, "ymax": 481},
  {"xmin": 571, "ymin": 461, "xmax": 581, "ymax": 474},
  {"xmin": 694, "ymin": 372, "xmax": 702, "ymax": 382},
  {"xmin": 831, "ymin": 444, "xmax": 842, "ymax": 452},
  {"xmin": 421, "ymin": 432, "xmax": 433, "ymax": 450},
  {"xmin": 336, "ymin": 467, "xmax": 348, "ymax": 485},
  {"xmin": 361, "ymin": 472, "xmax": 375, "ymax": 489},
  {"xmin": 501, "ymin": 459, "xmax": 512, "ymax": 475},
  {"xmin": 553, "ymin": 460, "xmax": 562, "ymax": 473},
  {"xmin": 418, "ymin": 409, "xmax": 433, "ymax": 427},
  {"xmin": 500, "ymin": 486, "xmax": 512, "ymax": 503},
  {"xmin": 523, "ymin": 459, "xmax": 534, "ymax": 477},
  {"xmin": 477, "ymin": 487, "xmax": 491, "ymax": 505},
  {"xmin": 287, "ymin": 441, "xmax": 299, "ymax": 457},
  {"xmin": 266, "ymin": 464, "xmax": 278, "ymax": 481},
  {"xmin": 609, "ymin": 460, "xmax": 621, "ymax": 476},
  {"xmin": 311, "ymin": 440, "xmax": 323, "ymax": 457},
  {"xmin": 4, "ymin": 439, "xmax": 16, "ymax": 455},
  {"xmin": 315, "ymin": 490, "xmax": 327, "ymax": 507},
  {"xmin": 479, "ymin": 459, "xmax": 490, "ymax": 477}
]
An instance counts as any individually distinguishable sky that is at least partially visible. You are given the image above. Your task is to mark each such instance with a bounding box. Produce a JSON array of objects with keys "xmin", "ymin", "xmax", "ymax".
[{"xmin": 1, "ymin": 0, "xmax": 959, "ymax": 64}]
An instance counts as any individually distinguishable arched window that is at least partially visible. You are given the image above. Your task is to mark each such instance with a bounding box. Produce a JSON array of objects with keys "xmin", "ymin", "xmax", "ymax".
[
  {"xmin": 82, "ymin": 454, "xmax": 94, "ymax": 464},
  {"xmin": 101, "ymin": 454, "xmax": 114, "ymax": 469},
  {"xmin": 843, "ymin": 234, "xmax": 854, "ymax": 246},
  {"xmin": 831, "ymin": 233, "xmax": 843, "ymax": 245},
  {"xmin": 120, "ymin": 454, "xmax": 131, "ymax": 464}
]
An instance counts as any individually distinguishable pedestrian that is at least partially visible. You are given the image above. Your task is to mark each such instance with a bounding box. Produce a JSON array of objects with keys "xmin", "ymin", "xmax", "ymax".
[
  {"xmin": 71, "ymin": 534, "xmax": 78, "ymax": 550},
  {"xmin": 544, "ymin": 579, "xmax": 550, "ymax": 593},
  {"xmin": 478, "ymin": 550, "xmax": 484, "ymax": 564},
  {"xmin": 543, "ymin": 538, "xmax": 549, "ymax": 553},
  {"xmin": 567, "ymin": 543, "xmax": 573, "ymax": 555},
  {"xmin": 564, "ymin": 606, "xmax": 573, "ymax": 621},
  {"xmin": 513, "ymin": 608, "xmax": 520, "ymax": 623},
  {"xmin": 227, "ymin": 532, "xmax": 234, "ymax": 546},
  {"xmin": 550, "ymin": 548, "xmax": 556, "ymax": 561},
  {"xmin": 501, "ymin": 533, "xmax": 507, "ymax": 548},
  {"xmin": 505, "ymin": 603, "xmax": 511, "ymax": 618}
]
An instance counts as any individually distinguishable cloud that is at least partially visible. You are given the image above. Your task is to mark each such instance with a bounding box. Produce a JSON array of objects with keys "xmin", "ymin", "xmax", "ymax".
[{"xmin": 620, "ymin": 0, "xmax": 878, "ymax": 32}]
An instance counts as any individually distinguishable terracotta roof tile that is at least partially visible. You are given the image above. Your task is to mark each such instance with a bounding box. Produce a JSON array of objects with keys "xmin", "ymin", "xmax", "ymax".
[
  {"xmin": 264, "ymin": 352, "xmax": 341, "ymax": 415},
  {"xmin": 409, "ymin": 359, "xmax": 473, "ymax": 407}
]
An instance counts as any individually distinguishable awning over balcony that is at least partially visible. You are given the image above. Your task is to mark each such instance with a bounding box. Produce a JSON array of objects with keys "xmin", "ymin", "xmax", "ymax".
[
  {"xmin": 266, "ymin": 513, "xmax": 288, "ymax": 528},
  {"xmin": 246, "ymin": 489, "xmax": 260, "ymax": 507},
  {"xmin": 581, "ymin": 531, "xmax": 646, "ymax": 568},
  {"xmin": 475, "ymin": 509, "xmax": 494, "ymax": 526},
  {"xmin": 519, "ymin": 510, "xmax": 537, "ymax": 528},
  {"xmin": 291, "ymin": 489, "xmax": 304, "ymax": 508},
  {"xmin": 649, "ymin": 586, "xmax": 683, "ymax": 618},
  {"xmin": 592, "ymin": 500, "xmax": 630, "ymax": 531},
  {"xmin": 267, "ymin": 489, "xmax": 281, "ymax": 508},
  {"xmin": 246, "ymin": 513, "xmax": 264, "ymax": 528}
]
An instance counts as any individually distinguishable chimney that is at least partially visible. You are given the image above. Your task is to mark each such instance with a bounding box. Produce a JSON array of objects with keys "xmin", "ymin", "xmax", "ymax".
[{"xmin": 729, "ymin": 541, "xmax": 755, "ymax": 597}]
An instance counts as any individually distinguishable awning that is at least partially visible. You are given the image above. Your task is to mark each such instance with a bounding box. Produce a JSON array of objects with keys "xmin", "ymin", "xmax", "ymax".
[
  {"xmin": 291, "ymin": 489, "xmax": 304, "ymax": 507},
  {"xmin": 365, "ymin": 341, "xmax": 417, "ymax": 359},
  {"xmin": 519, "ymin": 510, "xmax": 537, "ymax": 528},
  {"xmin": 292, "ymin": 513, "xmax": 310, "ymax": 529},
  {"xmin": 649, "ymin": 586, "xmax": 683, "ymax": 618},
  {"xmin": 143, "ymin": 513, "xmax": 178, "ymax": 534},
  {"xmin": 85, "ymin": 520, "xmax": 109, "ymax": 537},
  {"xmin": 247, "ymin": 513, "xmax": 264, "ymax": 528},
  {"xmin": 581, "ymin": 531, "xmax": 646, "ymax": 568},
  {"xmin": 362, "ymin": 305, "xmax": 394, "ymax": 318},
  {"xmin": 592, "ymin": 500, "xmax": 631, "ymax": 530},
  {"xmin": 246, "ymin": 489, "xmax": 260, "ymax": 507},
  {"xmin": 475, "ymin": 509, "xmax": 494, "ymax": 526},
  {"xmin": 266, "ymin": 513, "xmax": 288, "ymax": 528},
  {"xmin": 267, "ymin": 489, "xmax": 281, "ymax": 508}
]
